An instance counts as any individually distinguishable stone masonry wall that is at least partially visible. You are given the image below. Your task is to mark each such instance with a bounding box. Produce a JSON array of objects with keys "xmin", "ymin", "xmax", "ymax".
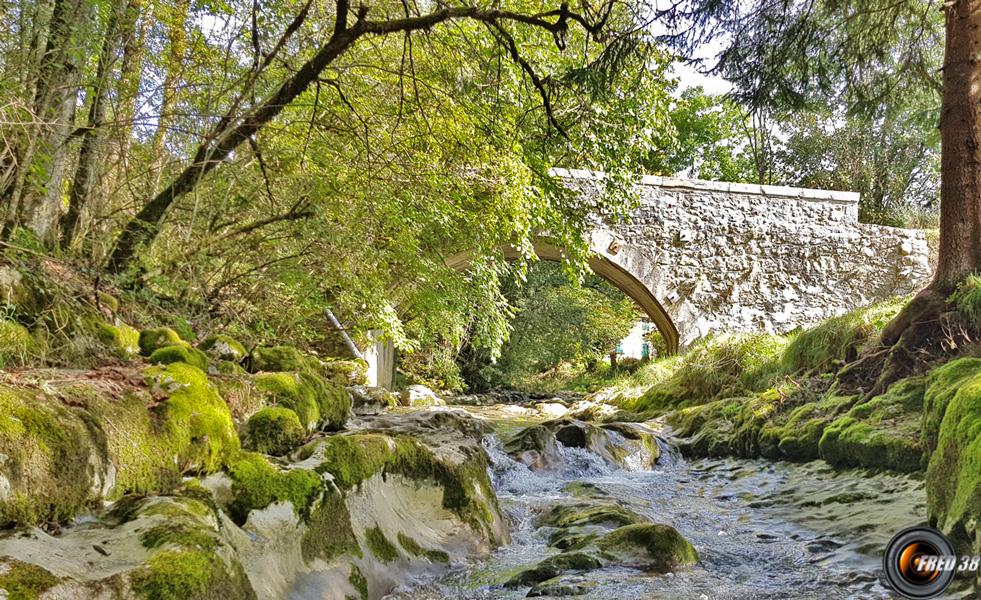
[{"xmin": 557, "ymin": 170, "xmax": 933, "ymax": 347}]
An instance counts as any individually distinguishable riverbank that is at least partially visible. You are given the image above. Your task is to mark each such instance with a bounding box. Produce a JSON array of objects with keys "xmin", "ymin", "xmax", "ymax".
[{"xmin": 1, "ymin": 258, "xmax": 980, "ymax": 598}]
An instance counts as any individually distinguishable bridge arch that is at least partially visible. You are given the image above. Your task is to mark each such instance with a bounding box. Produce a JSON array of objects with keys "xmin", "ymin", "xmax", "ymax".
[{"xmin": 445, "ymin": 239, "xmax": 680, "ymax": 355}]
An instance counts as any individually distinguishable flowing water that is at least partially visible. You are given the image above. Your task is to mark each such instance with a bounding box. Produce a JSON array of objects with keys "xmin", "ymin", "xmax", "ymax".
[{"xmin": 387, "ymin": 403, "xmax": 968, "ymax": 600}]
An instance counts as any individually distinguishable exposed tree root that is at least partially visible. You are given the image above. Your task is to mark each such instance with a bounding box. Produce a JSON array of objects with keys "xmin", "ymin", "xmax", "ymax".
[{"xmin": 838, "ymin": 288, "xmax": 973, "ymax": 397}]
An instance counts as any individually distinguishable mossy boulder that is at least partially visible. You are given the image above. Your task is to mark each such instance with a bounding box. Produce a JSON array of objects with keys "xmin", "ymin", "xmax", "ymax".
[
  {"xmin": 226, "ymin": 452, "xmax": 323, "ymax": 523},
  {"xmin": 818, "ymin": 377, "xmax": 925, "ymax": 472},
  {"xmin": 0, "ymin": 386, "xmax": 103, "ymax": 526},
  {"xmin": 926, "ymin": 369, "xmax": 981, "ymax": 553},
  {"xmin": 306, "ymin": 432, "xmax": 504, "ymax": 541},
  {"xmin": 97, "ymin": 321, "xmax": 140, "ymax": 359},
  {"xmin": 527, "ymin": 575, "xmax": 596, "ymax": 597},
  {"xmin": 0, "ymin": 319, "xmax": 35, "ymax": 367},
  {"xmin": 139, "ymin": 327, "xmax": 185, "ymax": 356},
  {"xmin": 254, "ymin": 371, "xmax": 350, "ymax": 432},
  {"xmin": 199, "ymin": 334, "xmax": 247, "ymax": 362},
  {"xmin": 596, "ymin": 523, "xmax": 698, "ymax": 572},
  {"xmin": 923, "ymin": 357, "xmax": 981, "ymax": 456},
  {"xmin": 536, "ymin": 502, "xmax": 644, "ymax": 530},
  {"xmin": 350, "ymin": 385, "xmax": 399, "ymax": 415},
  {"xmin": 506, "ymin": 552, "xmax": 602, "ymax": 587},
  {"xmin": 322, "ymin": 358, "xmax": 369, "ymax": 386},
  {"xmin": 245, "ymin": 407, "xmax": 306, "ymax": 456},
  {"xmin": 249, "ymin": 345, "xmax": 313, "ymax": 373},
  {"xmin": 149, "ymin": 344, "xmax": 210, "ymax": 371}
]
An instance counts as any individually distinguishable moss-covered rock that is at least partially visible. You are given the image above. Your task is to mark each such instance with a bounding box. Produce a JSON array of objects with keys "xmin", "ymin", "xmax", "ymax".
[
  {"xmin": 926, "ymin": 369, "xmax": 981, "ymax": 552},
  {"xmin": 226, "ymin": 452, "xmax": 323, "ymax": 523},
  {"xmin": 596, "ymin": 523, "xmax": 698, "ymax": 572},
  {"xmin": 307, "ymin": 432, "xmax": 503, "ymax": 541},
  {"xmin": 0, "ymin": 319, "xmax": 35, "ymax": 368},
  {"xmin": 506, "ymin": 552, "xmax": 602, "ymax": 587},
  {"xmin": 97, "ymin": 321, "xmax": 140, "ymax": 359},
  {"xmin": 139, "ymin": 327, "xmax": 185, "ymax": 356},
  {"xmin": 322, "ymin": 358, "xmax": 369, "ymax": 386},
  {"xmin": 536, "ymin": 502, "xmax": 644, "ymax": 529},
  {"xmin": 0, "ymin": 386, "xmax": 101, "ymax": 526},
  {"xmin": 199, "ymin": 334, "xmax": 247, "ymax": 362},
  {"xmin": 143, "ymin": 362, "xmax": 240, "ymax": 475},
  {"xmin": 527, "ymin": 575, "xmax": 596, "ymax": 597},
  {"xmin": 149, "ymin": 344, "xmax": 210, "ymax": 371},
  {"xmin": 758, "ymin": 391, "xmax": 855, "ymax": 461},
  {"xmin": 254, "ymin": 371, "xmax": 349, "ymax": 432},
  {"xmin": 245, "ymin": 407, "xmax": 306, "ymax": 456},
  {"xmin": 300, "ymin": 487, "xmax": 360, "ymax": 561},
  {"xmin": 365, "ymin": 525, "xmax": 399, "ymax": 563},
  {"xmin": 818, "ymin": 377, "xmax": 925, "ymax": 472},
  {"xmin": 397, "ymin": 532, "xmax": 450, "ymax": 563},
  {"xmin": 0, "ymin": 557, "xmax": 60, "ymax": 599},
  {"xmin": 249, "ymin": 345, "xmax": 312, "ymax": 373},
  {"xmin": 923, "ymin": 357, "xmax": 981, "ymax": 456}
]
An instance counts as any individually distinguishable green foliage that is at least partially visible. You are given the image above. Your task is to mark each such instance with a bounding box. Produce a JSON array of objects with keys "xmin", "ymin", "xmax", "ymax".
[
  {"xmin": 645, "ymin": 87, "xmax": 758, "ymax": 182},
  {"xmin": 245, "ymin": 408, "xmax": 306, "ymax": 456},
  {"xmin": 226, "ymin": 453, "xmax": 323, "ymax": 523},
  {"xmin": 781, "ymin": 297, "xmax": 906, "ymax": 375},
  {"xmin": 949, "ymin": 275, "xmax": 981, "ymax": 327},
  {"xmin": 459, "ymin": 262, "xmax": 639, "ymax": 391}
]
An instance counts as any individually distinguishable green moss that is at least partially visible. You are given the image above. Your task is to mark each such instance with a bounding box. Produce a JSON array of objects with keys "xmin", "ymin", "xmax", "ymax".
[
  {"xmin": 817, "ymin": 378, "xmax": 924, "ymax": 472},
  {"xmin": 0, "ymin": 559, "xmax": 60, "ymax": 600},
  {"xmin": 254, "ymin": 372, "xmax": 320, "ymax": 431},
  {"xmin": 215, "ymin": 360, "xmax": 247, "ymax": 375},
  {"xmin": 227, "ymin": 452, "xmax": 323, "ymax": 523},
  {"xmin": 140, "ymin": 522, "xmax": 219, "ymax": 551},
  {"xmin": 310, "ymin": 433, "xmax": 501, "ymax": 541},
  {"xmin": 171, "ymin": 318, "xmax": 196, "ymax": 343},
  {"xmin": 535, "ymin": 502, "xmax": 644, "ymax": 529},
  {"xmin": 397, "ymin": 532, "xmax": 450, "ymax": 563},
  {"xmin": 926, "ymin": 370, "xmax": 981, "ymax": 550},
  {"xmin": 348, "ymin": 565, "xmax": 368, "ymax": 600},
  {"xmin": 249, "ymin": 345, "xmax": 312, "ymax": 373},
  {"xmin": 301, "ymin": 487, "xmax": 361, "ymax": 561},
  {"xmin": 145, "ymin": 362, "xmax": 239, "ymax": 475},
  {"xmin": 0, "ymin": 319, "xmax": 35, "ymax": 368},
  {"xmin": 0, "ymin": 387, "xmax": 96, "ymax": 526},
  {"xmin": 506, "ymin": 552, "xmax": 602, "ymax": 587},
  {"xmin": 199, "ymin": 335, "xmax": 246, "ymax": 362},
  {"xmin": 130, "ymin": 549, "xmax": 256, "ymax": 600},
  {"xmin": 97, "ymin": 321, "xmax": 140, "ymax": 358},
  {"xmin": 781, "ymin": 298, "xmax": 905, "ymax": 375},
  {"xmin": 760, "ymin": 393, "xmax": 856, "ymax": 461},
  {"xmin": 245, "ymin": 407, "xmax": 305, "ymax": 456},
  {"xmin": 322, "ymin": 359, "xmax": 369, "ymax": 386},
  {"xmin": 923, "ymin": 357, "xmax": 981, "ymax": 455},
  {"xmin": 139, "ymin": 327, "xmax": 185, "ymax": 356},
  {"xmin": 596, "ymin": 523, "xmax": 698, "ymax": 571},
  {"xmin": 365, "ymin": 525, "xmax": 400, "ymax": 563},
  {"xmin": 149, "ymin": 345, "xmax": 209, "ymax": 371}
]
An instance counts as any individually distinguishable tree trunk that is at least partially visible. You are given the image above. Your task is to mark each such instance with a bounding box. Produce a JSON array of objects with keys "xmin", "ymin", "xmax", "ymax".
[
  {"xmin": 933, "ymin": 0, "xmax": 981, "ymax": 291},
  {"xmin": 146, "ymin": 0, "xmax": 190, "ymax": 196},
  {"xmin": 7, "ymin": 0, "xmax": 93, "ymax": 246},
  {"xmin": 61, "ymin": 0, "xmax": 126, "ymax": 249}
]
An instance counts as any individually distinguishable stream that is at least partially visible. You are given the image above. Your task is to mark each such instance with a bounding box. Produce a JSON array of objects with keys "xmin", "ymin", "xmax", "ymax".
[{"xmin": 386, "ymin": 400, "xmax": 964, "ymax": 600}]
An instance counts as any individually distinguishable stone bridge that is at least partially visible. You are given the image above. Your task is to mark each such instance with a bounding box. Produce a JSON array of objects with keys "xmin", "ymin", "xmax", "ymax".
[
  {"xmin": 452, "ymin": 169, "xmax": 933, "ymax": 355},
  {"xmin": 366, "ymin": 169, "xmax": 932, "ymax": 386}
]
